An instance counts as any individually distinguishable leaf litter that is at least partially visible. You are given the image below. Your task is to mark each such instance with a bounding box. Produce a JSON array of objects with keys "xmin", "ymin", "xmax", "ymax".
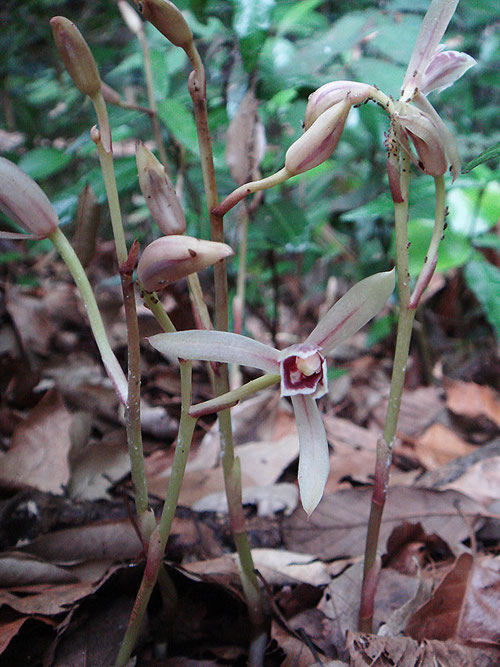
[{"xmin": 0, "ymin": 244, "xmax": 499, "ymax": 664}]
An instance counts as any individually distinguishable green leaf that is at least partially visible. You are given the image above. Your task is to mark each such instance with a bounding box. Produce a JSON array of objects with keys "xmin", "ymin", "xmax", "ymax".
[
  {"xmin": 157, "ymin": 98, "xmax": 200, "ymax": 156},
  {"xmin": 390, "ymin": 218, "xmax": 472, "ymax": 277},
  {"xmin": 462, "ymin": 142, "xmax": 500, "ymax": 173},
  {"xmin": 233, "ymin": 0, "xmax": 275, "ymax": 70},
  {"xmin": 18, "ymin": 147, "xmax": 72, "ymax": 180},
  {"xmin": 465, "ymin": 258, "xmax": 500, "ymax": 338}
]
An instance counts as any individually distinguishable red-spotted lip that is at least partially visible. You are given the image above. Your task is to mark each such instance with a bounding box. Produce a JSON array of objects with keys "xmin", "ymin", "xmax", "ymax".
[{"xmin": 280, "ymin": 345, "xmax": 328, "ymax": 399}]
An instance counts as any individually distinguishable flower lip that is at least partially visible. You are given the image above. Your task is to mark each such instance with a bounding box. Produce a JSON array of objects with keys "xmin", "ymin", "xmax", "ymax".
[{"xmin": 280, "ymin": 344, "xmax": 328, "ymax": 399}]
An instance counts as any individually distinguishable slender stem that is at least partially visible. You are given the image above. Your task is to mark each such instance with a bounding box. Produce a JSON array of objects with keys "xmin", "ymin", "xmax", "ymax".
[
  {"xmin": 116, "ymin": 360, "xmax": 195, "ymax": 667},
  {"xmin": 48, "ymin": 227, "xmax": 127, "ymax": 404},
  {"xmin": 92, "ymin": 116, "xmax": 148, "ymax": 526},
  {"xmin": 187, "ymin": 47, "xmax": 267, "ymax": 663},
  {"xmin": 190, "ymin": 373, "xmax": 281, "ymax": 418},
  {"xmin": 231, "ymin": 206, "xmax": 249, "ymax": 388},
  {"xmin": 409, "ymin": 175, "xmax": 446, "ymax": 308},
  {"xmin": 187, "ymin": 273, "xmax": 214, "ymax": 331},
  {"xmin": 360, "ymin": 151, "xmax": 414, "ymax": 632},
  {"xmin": 138, "ymin": 28, "xmax": 169, "ymax": 170}
]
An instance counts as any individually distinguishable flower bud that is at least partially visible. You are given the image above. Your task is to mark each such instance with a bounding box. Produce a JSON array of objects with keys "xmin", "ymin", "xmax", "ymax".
[
  {"xmin": 305, "ymin": 80, "xmax": 371, "ymax": 129},
  {"xmin": 50, "ymin": 17, "xmax": 101, "ymax": 99},
  {"xmin": 0, "ymin": 158, "xmax": 60, "ymax": 239},
  {"xmin": 137, "ymin": 235, "xmax": 233, "ymax": 291},
  {"xmin": 118, "ymin": 0, "xmax": 143, "ymax": 36},
  {"xmin": 136, "ymin": 142, "xmax": 186, "ymax": 235},
  {"xmin": 394, "ymin": 103, "xmax": 447, "ymax": 176},
  {"xmin": 136, "ymin": 0, "xmax": 193, "ymax": 50},
  {"xmin": 285, "ymin": 96, "xmax": 351, "ymax": 176}
]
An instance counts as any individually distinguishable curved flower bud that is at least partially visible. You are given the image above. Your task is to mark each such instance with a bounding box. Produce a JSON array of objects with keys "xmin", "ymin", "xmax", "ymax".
[
  {"xmin": 137, "ymin": 235, "xmax": 234, "ymax": 291},
  {"xmin": 136, "ymin": 142, "xmax": 186, "ymax": 235},
  {"xmin": 0, "ymin": 157, "xmax": 60, "ymax": 239},
  {"xmin": 279, "ymin": 344, "xmax": 327, "ymax": 399},
  {"xmin": 401, "ymin": 0, "xmax": 459, "ymax": 101},
  {"xmin": 421, "ymin": 48, "xmax": 476, "ymax": 95},
  {"xmin": 136, "ymin": 0, "xmax": 193, "ymax": 50},
  {"xmin": 305, "ymin": 80, "xmax": 371, "ymax": 129},
  {"xmin": 50, "ymin": 17, "xmax": 101, "ymax": 99},
  {"xmin": 285, "ymin": 96, "xmax": 351, "ymax": 175},
  {"xmin": 393, "ymin": 103, "xmax": 447, "ymax": 176}
]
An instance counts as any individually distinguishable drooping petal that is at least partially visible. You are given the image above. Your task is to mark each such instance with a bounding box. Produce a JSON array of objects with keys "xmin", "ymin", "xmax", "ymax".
[
  {"xmin": 394, "ymin": 103, "xmax": 448, "ymax": 176},
  {"xmin": 306, "ymin": 269, "xmax": 395, "ymax": 355},
  {"xmin": 148, "ymin": 330, "xmax": 281, "ymax": 373},
  {"xmin": 291, "ymin": 395, "xmax": 330, "ymax": 515},
  {"xmin": 401, "ymin": 0, "xmax": 459, "ymax": 101},
  {"xmin": 413, "ymin": 92, "xmax": 461, "ymax": 180},
  {"xmin": 421, "ymin": 49, "xmax": 476, "ymax": 95}
]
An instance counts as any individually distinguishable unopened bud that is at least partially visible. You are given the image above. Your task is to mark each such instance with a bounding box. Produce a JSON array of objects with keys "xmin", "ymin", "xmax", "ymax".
[
  {"xmin": 394, "ymin": 103, "xmax": 447, "ymax": 176},
  {"xmin": 118, "ymin": 0, "xmax": 143, "ymax": 36},
  {"xmin": 136, "ymin": 142, "xmax": 186, "ymax": 235},
  {"xmin": 0, "ymin": 158, "xmax": 60, "ymax": 239},
  {"xmin": 50, "ymin": 17, "xmax": 101, "ymax": 99},
  {"xmin": 137, "ymin": 235, "xmax": 233, "ymax": 291},
  {"xmin": 305, "ymin": 81, "xmax": 371, "ymax": 129},
  {"xmin": 285, "ymin": 96, "xmax": 351, "ymax": 175},
  {"xmin": 136, "ymin": 0, "xmax": 193, "ymax": 50}
]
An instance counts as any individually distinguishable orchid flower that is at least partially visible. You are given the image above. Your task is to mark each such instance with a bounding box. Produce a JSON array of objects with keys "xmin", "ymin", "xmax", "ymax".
[
  {"xmin": 148, "ymin": 269, "xmax": 395, "ymax": 515},
  {"xmin": 396, "ymin": 0, "xmax": 476, "ymax": 179}
]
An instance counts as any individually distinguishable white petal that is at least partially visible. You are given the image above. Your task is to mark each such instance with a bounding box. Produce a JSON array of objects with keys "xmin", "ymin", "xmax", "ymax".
[
  {"xmin": 148, "ymin": 330, "xmax": 280, "ymax": 373},
  {"xmin": 291, "ymin": 395, "xmax": 330, "ymax": 515},
  {"xmin": 421, "ymin": 50, "xmax": 476, "ymax": 95},
  {"xmin": 305, "ymin": 269, "xmax": 395, "ymax": 355},
  {"xmin": 401, "ymin": 0, "xmax": 459, "ymax": 100}
]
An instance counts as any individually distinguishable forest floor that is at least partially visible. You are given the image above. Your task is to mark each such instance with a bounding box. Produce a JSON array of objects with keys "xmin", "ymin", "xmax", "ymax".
[{"xmin": 0, "ymin": 241, "xmax": 499, "ymax": 666}]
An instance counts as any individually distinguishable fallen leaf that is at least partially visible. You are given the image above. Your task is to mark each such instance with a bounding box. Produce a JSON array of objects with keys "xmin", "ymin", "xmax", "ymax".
[
  {"xmin": 415, "ymin": 423, "xmax": 476, "ymax": 470},
  {"xmin": 443, "ymin": 456, "xmax": 500, "ymax": 505},
  {"xmin": 406, "ymin": 553, "xmax": 500, "ymax": 646},
  {"xmin": 0, "ymin": 390, "xmax": 72, "ymax": 494},
  {"xmin": 374, "ymin": 386, "xmax": 445, "ymax": 438},
  {"xmin": 346, "ymin": 631, "xmax": 499, "ymax": 667},
  {"xmin": 282, "ymin": 487, "xmax": 485, "ymax": 560},
  {"xmin": 226, "ymin": 89, "xmax": 266, "ymax": 186},
  {"xmin": 192, "ymin": 483, "xmax": 299, "ymax": 517},
  {"xmin": 0, "ymin": 553, "xmax": 77, "ymax": 586},
  {"xmin": 445, "ymin": 378, "xmax": 500, "ymax": 429}
]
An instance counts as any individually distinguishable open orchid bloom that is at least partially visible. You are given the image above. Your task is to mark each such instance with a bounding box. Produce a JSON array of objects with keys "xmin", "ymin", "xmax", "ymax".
[
  {"xmin": 149, "ymin": 269, "xmax": 395, "ymax": 515},
  {"xmin": 397, "ymin": 0, "xmax": 476, "ymax": 179}
]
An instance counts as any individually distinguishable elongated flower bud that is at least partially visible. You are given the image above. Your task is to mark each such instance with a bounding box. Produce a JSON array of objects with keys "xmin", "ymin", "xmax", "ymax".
[
  {"xmin": 50, "ymin": 17, "xmax": 101, "ymax": 99},
  {"xmin": 136, "ymin": 0, "xmax": 193, "ymax": 50},
  {"xmin": 137, "ymin": 235, "xmax": 233, "ymax": 291},
  {"xmin": 305, "ymin": 80, "xmax": 371, "ymax": 129},
  {"xmin": 285, "ymin": 96, "xmax": 351, "ymax": 175},
  {"xmin": 136, "ymin": 142, "xmax": 186, "ymax": 235},
  {"xmin": 0, "ymin": 158, "xmax": 59, "ymax": 239}
]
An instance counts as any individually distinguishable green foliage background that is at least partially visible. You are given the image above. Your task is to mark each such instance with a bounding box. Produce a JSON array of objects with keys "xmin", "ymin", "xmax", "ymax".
[{"xmin": 1, "ymin": 0, "xmax": 498, "ymax": 339}]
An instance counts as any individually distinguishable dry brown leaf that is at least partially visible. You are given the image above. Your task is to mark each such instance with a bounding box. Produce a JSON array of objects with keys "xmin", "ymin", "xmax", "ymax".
[
  {"xmin": 445, "ymin": 378, "xmax": 500, "ymax": 428},
  {"xmin": 225, "ymin": 89, "xmax": 266, "ymax": 186},
  {"xmin": 192, "ymin": 483, "xmax": 298, "ymax": 517},
  {"xmin": 0, "ymin": 390, "xmax": 72, "ymax": 494},
  {"xmin": 415, "ymin": 423, "xmax": 476, "ymax": 470},
  {"xmin": 346, "ymin": 631, "xmax": 499, "ymax": 667},
  {"xmin": 19, "ymin": 519, "xmax": 143, "ymax": 564},
  {"xmin": 68, "ymin": 429, "xmax": 130, "ymax": 501},
  {"xmin": 282, "ymin": 487, "xmax": 485, "ymax": 560},
  {"xmin": 374, "ymin": 386, "xmax": 445, "ymax": 438},
  {"xmin": 443, "ymin": 456, "xmax": 500, "ymax": 505},
  {"xmin": 5, "ymin": 285, "xmax": 57, "ymax": 358},
  {"xmin": 406, "ymin": 553, "xmax": 500, "ymax": 646},
  {"xmin": 271, "ymin": 620, "xmax": 320, "ymax": 666},
  {"xmin": 0, "ymin": 553, "xmax": 77, "ymax": 587},
  {"xmin": 382, "ymin": 522, "xmax": 453, "ymax": 575}
]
